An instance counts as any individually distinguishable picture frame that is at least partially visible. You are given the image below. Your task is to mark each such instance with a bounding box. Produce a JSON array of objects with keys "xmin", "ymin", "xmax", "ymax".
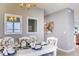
[
  {"xmin": 44, "ymin": 20, "xmax": 54, "ymax": 33},
  {"xmin": 27, "ymin": 17, "xmax": 39, "ymax": 34}
]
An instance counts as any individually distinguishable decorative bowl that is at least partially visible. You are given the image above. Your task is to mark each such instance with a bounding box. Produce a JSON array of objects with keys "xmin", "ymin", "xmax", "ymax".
[{"xmin": 32, "ymin": 45, "xmax": 42, "ymax": 50}]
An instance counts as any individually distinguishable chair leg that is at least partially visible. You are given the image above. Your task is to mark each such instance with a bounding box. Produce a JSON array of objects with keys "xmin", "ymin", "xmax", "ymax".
[{"xmin": 53, "ymin": 50, "xmax": 56, "ymax": 56}]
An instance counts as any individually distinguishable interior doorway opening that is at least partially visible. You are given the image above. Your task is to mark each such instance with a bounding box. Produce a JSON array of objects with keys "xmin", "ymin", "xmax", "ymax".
[{"xmin": 74, "ymin": 26, "xmax": 79, "ymax": 50}]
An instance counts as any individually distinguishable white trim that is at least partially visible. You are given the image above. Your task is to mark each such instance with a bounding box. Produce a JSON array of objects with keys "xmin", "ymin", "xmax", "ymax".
[
  {"xmin": 4, "ymin": 13, "xmax": 22, "ymax": 35},
  {"xmin": 57, "ymin": 48, "xmax": 75, "ymax": 53},
  {"xmin": 26, "ymin": 17, "xmax": 39, "ymax": 34}
]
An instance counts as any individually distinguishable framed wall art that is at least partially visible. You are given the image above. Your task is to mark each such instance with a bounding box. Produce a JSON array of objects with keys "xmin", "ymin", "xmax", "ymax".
[{"xmin": 44, "ymin": 20, "xmax": 54, "ymax": 33}]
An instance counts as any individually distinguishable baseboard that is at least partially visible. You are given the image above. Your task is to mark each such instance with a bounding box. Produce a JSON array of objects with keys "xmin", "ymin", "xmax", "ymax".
[{"xmin": 57, "ymin": 48, "xmax": 75, "ymax": 53}]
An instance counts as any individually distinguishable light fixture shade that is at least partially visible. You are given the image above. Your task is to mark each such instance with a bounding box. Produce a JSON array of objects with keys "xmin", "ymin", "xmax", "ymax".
[
  {"xmin": 18, "ymin": 3, "xmax": 37, "ymax": 9},
  {"xmin": 9, "ymin": 16, "xmax": 16, "ymax": 22}
]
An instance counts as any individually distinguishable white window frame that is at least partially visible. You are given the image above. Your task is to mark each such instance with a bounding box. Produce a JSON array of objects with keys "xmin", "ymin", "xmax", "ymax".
[
  {"xmin": 4, "ymin": 13, "xmax": 22, "ymax": 34},
  {"xmin": 27, "ymin": 17, "xmax": 39, "ymax": 34}
]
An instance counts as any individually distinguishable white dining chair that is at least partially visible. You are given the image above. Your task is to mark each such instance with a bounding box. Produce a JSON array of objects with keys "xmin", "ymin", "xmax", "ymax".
[
  {"xmin": 47, "ymin": 37, "xmax": 58, "ymax": 56},
  {"xmin": 2, "ymin": 37, "xmax": 15, "ymax": 47},
  {"xmin": 30, "ymin": 36, "xmax": 38, "ymax": 48},
  {"xmin": 30, "ymin": 36, "xmax": 37, "ymax": 43},
  {"xmin": 0, "ymin": 38, "xmax": 3, "ymax": 51},
  {"xmin": 2, "ymin": 37, "xmax": 16, "ymax": 55},
  {"xmin": 19, "ymin": 37, "xmax": 30, "ymax": 48}
]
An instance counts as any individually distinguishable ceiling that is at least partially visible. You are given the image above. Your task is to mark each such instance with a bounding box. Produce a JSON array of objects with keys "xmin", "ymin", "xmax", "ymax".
[
  {"xmin": 0, "ymin": 3, "xmax": 79, "ymax": 23},
  {"xmin": 37, "ymin": 3, "xmax": 79, "ymax": 23}
]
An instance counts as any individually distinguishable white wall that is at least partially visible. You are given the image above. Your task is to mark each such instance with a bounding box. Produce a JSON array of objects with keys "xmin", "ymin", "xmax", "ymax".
[
  {"xmin": 0, "ymin": 6, "xmax": 44, "ymax": 41},
  {"xmin": 45, "ymin": 8, "xmax": 75, "ymax": 51}
]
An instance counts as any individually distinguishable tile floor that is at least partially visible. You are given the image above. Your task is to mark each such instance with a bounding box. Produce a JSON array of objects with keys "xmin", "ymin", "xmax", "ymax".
[{"xmin": 57, "ymin": 45, "xmax": 79, "ymax": 56}]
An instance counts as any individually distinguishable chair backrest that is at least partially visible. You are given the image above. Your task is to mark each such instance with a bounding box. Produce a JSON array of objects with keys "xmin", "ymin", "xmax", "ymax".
[
  {"xmin": 30, "ymin": 36, "xmax": 37, "ymax": 43},
  {"xmin": 47, "ymin": 37, "xmax": 58, "ymax": 47},
  {"xmin": 2, "ymin": 37, "xmax": 14, "ymax": 47},
  {"xmin": 0, "ymin": 38, "xmax": 3, "ymax": 50},
  {"xmin": 19, "ymin": 37, "xmax": 30, "ymax": 43},
  {"xmin": 0, "ymin": 38, "xmax": 3, "ymax": 45}
]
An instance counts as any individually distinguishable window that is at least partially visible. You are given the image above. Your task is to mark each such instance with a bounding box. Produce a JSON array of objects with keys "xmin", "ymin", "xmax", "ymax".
[
  {"xmin": 27, "ymin": 17, "xmax": 38, "ymax": 33},
  {"xmin": 5, "ymin": 13, "xmax": 22, "ymax": 34}
]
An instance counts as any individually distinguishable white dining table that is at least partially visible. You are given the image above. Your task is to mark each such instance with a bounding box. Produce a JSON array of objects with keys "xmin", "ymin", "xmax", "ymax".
[
  {"xmin": 16, "ymin": 45, "xmax": 57, "ymax": 56},
  {"xmin": 0, "ymin": 45, "xmax": 57, "ymax": 56}
]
